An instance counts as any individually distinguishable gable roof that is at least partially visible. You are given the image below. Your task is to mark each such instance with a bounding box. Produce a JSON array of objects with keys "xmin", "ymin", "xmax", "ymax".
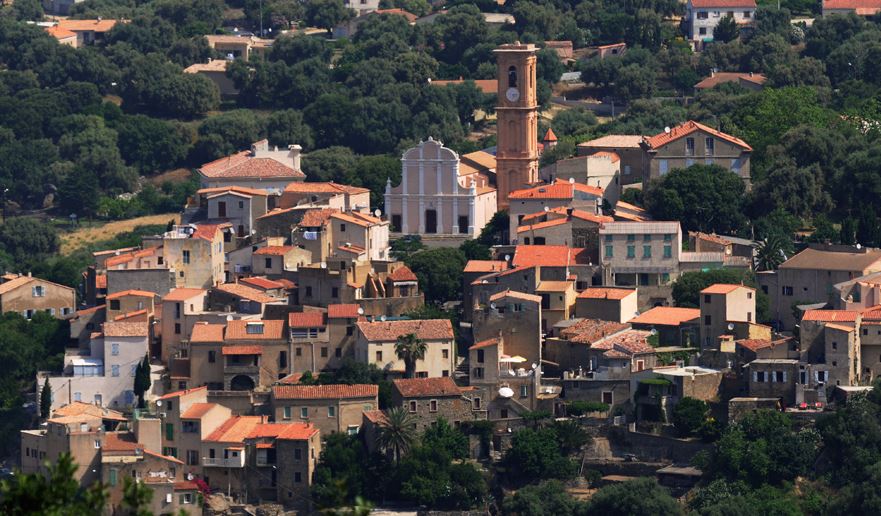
[
  {"xmin": 53, "ymin": 402, "xmax": 126, "ymax": 422},
  {"xmin": 508, "ymin": 179, "xmax": 603, "ymax": 200},
  {"xmin": 158, "ymin": 385, "xmax": 207, "ymax": 400},
  {"xmin": 180, "ymin": 403, "xmax": 220, "ymax": 419},
  {"xmin": 299, "ymin": 208, "xmax": 339, "ymax": 227},
  {"xmin": 214, "ymin": 283, "xmax": 280, "ymax": 304},
  {"xmin": 102, "ymin": 321, "xmax": 149, "ymax": 337},
  {"xmin": 253, "ymin": 245, "xmax": 296, "ymax": 256},
  {"xmin": 694, "ymin": 72, "xmax": 766, "ymax": 89},
  {"xmin": 283, "ymin": 182, "xmax": 369, "ymax": 194},
  {"xmin": 560, "ymin": 319, "xmax": 629, "ymax": 344},
  {"xmin": 488, "ymin": 289, "xmax": 543, "ymax": 304},
  {"xmin": 430, "ymin": 78, "xmax": 498, "ymax": 95},
  {"xmin": 0, "ymin": 276, "xmax": 34, "ymax": 295},
  {"xmin": 162, "ymin": 288, "xmax": 206, "ymax": 302},
  {"xmin": 239, "ymin": 276, "xmax": 286, "ymax": 291},
  {"xmin": 823, "ymin": 0, "xmax": 881, "ymax": 14},
  {"xmin": 387, "ymin": 265, "xmax": 418, "ymax": 282},
  {"xmin": 356, "ymin": 319, "xmax": 454, "ymax": 341},
  {"xmin": 801, "ymin": 310, "xmax": 859, "ymax": 322},
  {"xmin": 701, "ymin": 283, "xmax": 753, "ymax": 295},
  {"xmin": 200, "ymin": 150, "xmax": 304, "ymax": 180},
  {"xmin": 630, "ymin": 306, "xmax": 700, "ymax": 326},
  {"xmin": 393, "ymin": 377, "xmax": 462, "ymax": 397},
  {"xmin": 578, "ymin": 135, "xmax": 644, "ymax": 149},
  {"xmin": 780, "ymin": 248, "xmax": 881, "ymax": 272},
  {"xmin": 469, "ymin": 337, "xmax": 501, "ymax": 350},
  {"xmin": 578, "ymin": 287, "xmax": 636, "ymax": 300},
  {"xmin": 190, "ymin": 323, "xmax": 225, "ymax": 343},
  {"xmin": 107, "ymin": 289, "xmax": 157, "ymax": 300},
  {"xmin": 464, "ymin": 260, "xmax": 509, "ymax": 273},
  {"xmin": 197, "ymin": 185, "xmax": 269, "ymax": 197},
  {"xmin": 225, "ymin": 319, "xmax": 286, "ymax": 340},
  {"xmin": 288, "ymin": 311, "xmax": 326, "ymax": 328},
  {"xmin": 328, "ymin": 304, "xmax": 362, "ymax": 318},
  {"xmin": 205, "ymin": 416, "xmax": 265, "ymax": 443},
  {"xmin": 272, "ymin": 384, "xmax": 378, "ymax": 400},
  {"xmin": 644, "ymin": 120, "xmax": 751, "ymax": 151}
]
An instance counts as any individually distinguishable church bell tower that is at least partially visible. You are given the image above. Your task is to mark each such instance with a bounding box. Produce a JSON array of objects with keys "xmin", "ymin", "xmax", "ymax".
[{"xmin": 494, "ymin": 43, "xmax": 539, "ymax": 210}]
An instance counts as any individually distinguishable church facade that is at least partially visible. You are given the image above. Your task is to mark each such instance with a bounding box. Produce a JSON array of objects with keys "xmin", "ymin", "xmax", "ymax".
[{"xmin": 384, "ymin": 138, "xmax": 497, "ymax": 237}]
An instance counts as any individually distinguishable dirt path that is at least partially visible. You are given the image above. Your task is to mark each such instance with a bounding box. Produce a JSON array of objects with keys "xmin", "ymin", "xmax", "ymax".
[{"xmin": 60, "ymin": 213, "xmax": 180, "ymax": 254}]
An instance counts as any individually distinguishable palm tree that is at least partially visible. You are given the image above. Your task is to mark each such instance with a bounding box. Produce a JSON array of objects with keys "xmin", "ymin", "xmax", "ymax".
[
  {"xmin": 755, "ymin": 234, "xmax": 791, "ymax": 271},
  {"xmin": 376, "ymin": 407, "xmax": 417, "ymax": 464},
  {"xmin": 395, "ymin": 332, "xmax": 427, "ymax": 379}
]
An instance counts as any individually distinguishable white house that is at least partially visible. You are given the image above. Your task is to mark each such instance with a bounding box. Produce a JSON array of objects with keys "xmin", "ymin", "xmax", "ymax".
[{"xmin": 687, "ymin": 0, "xmax": 757, "ymax": 49}]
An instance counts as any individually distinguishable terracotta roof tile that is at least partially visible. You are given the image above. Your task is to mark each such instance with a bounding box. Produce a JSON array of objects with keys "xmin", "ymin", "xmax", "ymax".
[
  {"xmin": 102, "ymin": 321, "xmax": 149, "ymax": 337},
  {"xmin": 0, "ymin": 276, "xmax": 34, "ymax": 294},
  {"xmin": 284, "ymin": 182, "xmax": 369, "ymax": 194},
  {"xmin": 253, "ymin": 246, "xmax": 296, "ymax": 256},
  {"xmin": 543, "ymin": 128, "xmax": 558, "ymax": 142},
  {"xmin": 578, "ymin": 287, "xmax": 636, "ymax": 300},
  {"xmin": 225, "ymin": 320, "xmax": 286, "ymax": 340},
  {"xmin": 328, "ymin": 304, "xmax": 361, "ymax": 318},
  {"xmin": 45, "ymin": 25, "xmax": 77, "ymax": 39},
  {"xmin": 174, "ymin": 481, "xmax": 200, "ymax": 491},
  {"xmin": 630, "ymin": 307, "xmax": 699, "ymax": 326},
  {"xmin": 331, "ymin": 211, "xmax": 382, "ymax": 227},
  {"xmin": 162, "ymin": 288, "xmax": 206, "ymax": 302},
  {"xmin": 190, "ymin": 323, "xmax": 225, "ymax": 343},
  {"xmin": 592, "ymin": 329, "xmax": 654, "ymax": 354},
  {"xmin": 95, "ymin": 274, "xmax": 107, "ymax": 289},
  {"xmin": 393, "ymin": 377, "xmax": 462, "ymax": 397},
  {"xmin": 299, "ymin": 208, "xmax": 338, "ymax": 227},
  {"xmin": 363, "ymin": 409, "xmax": 388, "ymax": 425},
  {"xmin": 214, "ymin": 283, "xmax": 280, "ymax": 304},
  {"xmin": 508, "ymin": 179, "xmax": 603, "ymax": 200},
  {"xmin": 431, "ymin": 79, "xmax": 498, "ymax": 94},
  {"xmin": 53, "ymin": 402, "xmax": 126, "ymax": 421},
  {"xmin": 591, "ymin": 151, "xmax": 620, "ymax": 162},
  {"xmin": 205, "ymin": 416, "xmax": 266, "ymax": 443},
  {"xmin": 288, "ymin": 311, "xmax": 326, "ymax": 328},
  {"xmin": 802, "ymin": 310, "xmax": 859, "ymax": 322},
  {"xmin": 272, "ymin": 384, "xmax": 378, "ymax": 399},
  {"xmin": 824, "ymin": 0, "xmax": 881, "ymax": 14},
  {"xmin": 560, "ymin": 319, "xmax": 629, "ymax": 344},
  {"xmin": 103, "ymin": 432, "xmax": 142, "ymax": 453},
  {"xmin": 159, "ymin": 385, "xmax": 207, "ymax": 400},
  {"xmin": 200, "ymin": 151, "xmax": 305, "ymax": 180},
  {"xmin": 222, "ymin": 345, "xmax": 263, "ymax": 355},
  {"xmin": 735, "ymin": 338, "xmax": 789, "ymax": 352},
  {"xmin": 277, "ymin": 372, "xmax": 303, "ymax": 384},
  {"xmin": 196, "ymin": 185, "xmax": 269, "ymax": 197},
  {"xmin": 278, "ymin": 423, "xmax": 319, "ymax": 440},
  {"xmin": 536, "ymin": 280, "xmax": 574, "ymax": 292},
  {"xmin": 488, "ymin": 290, "xmax": 542, "ymax": 303},
  {"xmin": 512, "ymin": 245, "xmax": 592, "ymax": 267},
  {"xmin": 113, "ymin": 309, "xmax": 148, "ymax": 321},
  {"xmin": 781, "ymin": 248, "xmax": 881, "ymax": 272},
  {"xmin": 645, "ymin": 120, "xmax": 751, "ymax": 151},
  {"xmin": 180, "ymin": 403, "xmax": 219, "ymax": 419},
  {"xmin": 470, "ymin": 337, "xmax": 500, "ymax": 350},
  {"xmin": 464, "ymin": 260, "xmax": 509, "ymax": 273},
  {"xmin": 701, "ymin": 283, "xmax": 753, "ymax": 295},
  {"xmin": 55, "ymin": 19, "xmax": 119, "ymax": 32},
  {"xmin": 143, "ymin": 449, "xmax": 184, "ymax": 465},
  {"xmin": 239, "ymin": 276, "xmax": 286, "ymax": 290},
  {"xmin": 190, "ymin": 223, "xmax": 231, "ymax": 241},
  {"xmin": 356, "ymin": 319, "xmax": 454, "ymax": 341},
  {"xmin": 694, "ymin": 72, "xmax": 766, "ymax": 89},
  {"xmin": 387, "ymin": 265, "xmax": 417, "ymax": 282},
  {"xmin": 578, "ymin": 134, "xmax": 644, "ymax": 148}
]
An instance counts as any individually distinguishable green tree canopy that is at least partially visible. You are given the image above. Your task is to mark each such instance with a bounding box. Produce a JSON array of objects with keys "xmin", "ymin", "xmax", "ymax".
[{"xmin": 644, "ymin": 164, "xmax": 746, "ymax": 234}]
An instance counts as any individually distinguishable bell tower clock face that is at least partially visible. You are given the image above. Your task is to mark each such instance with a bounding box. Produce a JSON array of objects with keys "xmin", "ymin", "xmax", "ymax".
[{"xmin": 505, "ymin": 87, "xmax": 520, "ymax": 102}]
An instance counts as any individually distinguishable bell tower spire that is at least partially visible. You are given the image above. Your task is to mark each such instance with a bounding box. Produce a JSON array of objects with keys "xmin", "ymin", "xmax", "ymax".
[{"xmin": 494, "ymin": 43, "xmax": 539, "ymax": 210}]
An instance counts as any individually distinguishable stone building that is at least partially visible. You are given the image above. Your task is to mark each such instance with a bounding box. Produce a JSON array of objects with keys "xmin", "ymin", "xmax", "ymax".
[
  {"xmin": 0, "ymin": 273, "xmax": 76, "ymax": 319},
  {"xmin": 355, "ymin": 319, "xmax": 456, "ymax": 378},
  {"xmin": 270, "ymin": 384, "xmax": 379, "ymax": 437},
  {"xmin": 391, "ymin": 377, "xmax": 484, "ymax": 432}
]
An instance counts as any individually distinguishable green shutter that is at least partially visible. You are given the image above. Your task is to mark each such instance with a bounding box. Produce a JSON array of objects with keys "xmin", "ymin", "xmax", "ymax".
[{"xmin": 165, "ymin": 423, "xmax": 174, "ymax": 441}]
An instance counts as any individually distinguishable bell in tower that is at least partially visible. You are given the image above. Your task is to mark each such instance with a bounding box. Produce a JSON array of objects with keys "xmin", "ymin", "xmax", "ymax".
[{"xmin": 494, "ymin": 43, "xmax": 539, "ymax": 210}]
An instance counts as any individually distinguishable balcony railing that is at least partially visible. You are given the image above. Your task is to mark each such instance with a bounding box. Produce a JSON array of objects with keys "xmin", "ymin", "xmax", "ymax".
[{"xmin": 202, "ymin": 455, "xmax": 245, "ymax": 468}]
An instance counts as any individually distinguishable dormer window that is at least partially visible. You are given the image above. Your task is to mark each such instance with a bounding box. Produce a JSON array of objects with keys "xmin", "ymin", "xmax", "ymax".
[{"xmin": 246, "ymin": 322, "xmax": 264, "ymax": 334}]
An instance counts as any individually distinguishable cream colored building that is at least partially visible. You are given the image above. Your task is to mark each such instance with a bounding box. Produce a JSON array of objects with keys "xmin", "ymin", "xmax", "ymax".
[
  {"xmin": 508, "ymin": 180, "xmax": 605, "ymax": 243},
  {"xmin": 198, "ymin": 186, "xmax": 269, "ymax": 238},
  {"xmin": 699, "ymin": 283, "xmax": 757, "ymax": 350},
  {"xmin": 385, "ymin": 138, "xmax": 497, "ymax": 237},
  {"xmin": 205, "ymin": 35, "xmax": 272, "ymax": 61},
  {"xmin": 541, "ymin": 152, "xmax": 622, "ymax": 206},
  {"xmin": 159, "ymin": 224, "xmax": 229, "ymax": 289},
  {"xmin": 0, "ymin": 273, "xmax": 76, "ymax": 319},
  {"xmin": 198, "ymin": 140, "xmax": 305, "ymax": 193},
  {"xmin": 355, "ymin": 319, "xmax": 456, "ymax": 378}
]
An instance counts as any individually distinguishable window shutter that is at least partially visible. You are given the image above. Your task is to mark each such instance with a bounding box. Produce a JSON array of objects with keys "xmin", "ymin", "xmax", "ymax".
[
  {"xmin": 752, "ymin": 371, "xmax": 757, "ymax": 382},
  {"xmin": 782, "ymin": 371, "xmax": 788, "ymax": 382}
]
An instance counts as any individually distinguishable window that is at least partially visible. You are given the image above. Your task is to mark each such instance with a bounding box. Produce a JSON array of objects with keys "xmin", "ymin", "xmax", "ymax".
[
  {"xmin": 112, "ymin": 365, "xmax": 119, "ymax": 377},
  {"xmin": 442, "ymin": 370, "xmax": 449, "ymax": 377},
  {"xmin": 704, "ymin": 294, "xmax": 711, "ymax": 303},
  {"xmin": 187, "ymin": 450, "xmax": 199, "ymax": 466},
  {"xmin": 296, "ymin": 347, "xmax": 302, "ymax": 357},
  {"xmin": 283, "ymin": 406, "xmax": 292, "ymax": 420},
  {"xmin": 109, "ymin": 300, "xmax": 120, "ymax": 311},
  {"xmin": 429, "ymin": 400, "xmax": 438, "ymax": 412},
  {"xmin": 659, "ymin": 159, "xmax": 669, "ymax": 175},
  {"xmin": 74, "ymin": 392, "xmax": 81, "ymax": 402},
  {"xmin": 473, "ymin": 367, "xmax": 484, "ymax": 378},
  {"xmin": 375, "ymin": 350, "xmax": 383, "ymax": 362},
  {"xmin": 208, "ymin": 350, "xmax": 216, "ymax": 363},
  {"xmin": 643, "ymin": 234, "xmax": 651, "ymax": 242},
  {"xmin": 111, "ymin": 343, "xmax": 119, "ymax": 356},
  {"xmin": 321, "ymin": 347, "xmax": 328, "ymax": 358},
  {"xmin": 180, "ymin": 493, "xmax": 194, "ymax": 504},
  {"xmin": 697, "ymin": 11, "xmax": 708, "ymax": 19},
  {"xmin": 699, "ymin": 27, "xmax": 707, "ymax": 35},
  {"xmin": 473, "ymin": 397, "xmax": 481, "ymax": 409},
  {"xmin": 409, "ymin": 401, "xmax": 417, "ymax": 413},
  {"xmin": 782, "ymin": 286, "xmax": 793, "ymax": 296},
  {"xmin": 626, "ymin": 245, "xmax": 635, "ymax": 258},
  {"xmin": 182, "ymin": 250, "xmax": 190, "ymax": 264},
  {"xmin": 605, "ymin": 245, "xmax": 614, "ymax": 258},
  {"xmin": 109, "ymin": 468, "xmax": 118, "ymax": 486},
  {"xmin": 686, "ymin": 137, "xmax": 695, "ymax": 156},
  {"xmin": 747, "ymin": 312, "xmax": 752, "ymax": 322},
  {"xmin": 294, "ymin": 472, "xmax": 302, "ymax": 483},
  {"xmin": 32, "ymin": 286, "xmax": 45, "ymax": 297},
  {"xmin": 747, "ymin": 292, "xmax": 753, "ymax": 299},
  {"xmin": 442, "ymin": 349, "xmax": 449, "ymax": 359},
  {"xmin": 165, "ymin": 423, "xmax": 173, "ymax": 441},
  {"xmin": 294, "ymin": 448, "xmax": 302, "ymax": 460},
  {"xmin": 328, "ymin": 406, "xmax": 336, "ymax": 417},
  {"xmin": 279, "ymin": 351, "xmax": 287, "ymax": 369},
  {"xmin": 500, "ymin": 409, "xmax": 509, "ymax": 419},
  {"xmin": 755, "ymin": 371, "xmax": 766, "ymax": 382},
  {"xmin": 627, "ymin": 234, "xmax": 635, "ymax": 242},
  {"xmin": 602, "ymin": 391, "xmax": 613, "ymax": 404},
  {"xmin": 705, "ymin": 315, "xmax": 712, "ymax": 325},
  {"xmin": 339, "ymin": 223, "xmax": 346, "ymax": 232},
  {"xmin": 476, "ymin": 349, "xmax": 485, "ymax": 363},
  {"xmin": 643, "ymin": 245, "xmax": 651, "ymax": 258},
  {"xmin": 331, "ymin": 287, "xmax": 339, "ymax": 298},
  {"xmin": 391, "ymin": 214, "xmax": 402, "ymax": 232},
  {"xmin": 624, "ymin": 165, "xmax": 631, "ymax": 175},
  {"xmin": 520, "ymin": 385, "xmax": 528, "ymax": 398},
  {"xmin": 705, "ymin": 137, "xmax": 715, "ymax": 156},
  {"xmin": 458, "ymin": 216, "xmax": 469, "ymax": 234},
  {"xmin": 663, "ymin": 245, "xmax": 672, "ymax": 258},
  {"xmin": 605, "ymin": 234, "xmax": 613, "ymax": 242},
  {"xmin": 743, "ymin": 10, "xmax": 751, "ymax": 18},
  {"xmin": 94, "ymin": 440, "xmax": 101, "ymax": 449},
  {"xmin": 300, "ymin": 407, "xmax": 309, "ymax": 418},
  {"xmin": 174, "ymin": 323, "xmax": 181, "ymax": 335},
  {"xmin": 335, "ymin": 348, "xmax": 342, "ymax": 358},
  {"xmin": 832, "ymin": 342, "xmax": 838, "ymax": 350},
  {"xmin": 265, "ymin": 257, "xmax": 272, "ymax": 269}
]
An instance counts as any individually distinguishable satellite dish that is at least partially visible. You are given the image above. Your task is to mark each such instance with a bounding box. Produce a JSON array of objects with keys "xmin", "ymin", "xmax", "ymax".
[
  {"xmin": 490, "ymin": 302, "xmax": 497, "ymax": 309},
  {"xmin": 569, "ymin": 177, "xmax": 575, "ymax": 184},
  {"xmin": 531, "ymin": 363, "xmax": 538, "ymax": 370},
  {"xmin": 650, "ymin": 328, "xmax": 658, "ymax": 336},
  {"xmin": 380, "ymin": 315, "xmax": 387, "ymax": 322},
  {"xmin": 857, "ymin": 243, "xmax": 862, "ymax": 250},
  {"xmin": 727, "ymin": 323, "xmax": 735, "ymax": 331},
  {"xmin": 187, "ymin": 473, "xmax": 194, "ymax": 481},
  {"xmin": 357, "ymin": 307, "xmax": 365, "ymax": 315},
  {"xmin": 544, "ymin": 206, "xmax": 550, "ymax": 212},
  {"xmin": 374, "ymin": 209, "xmax": 381, "ymax": 218},
  {"xmin": 498, "ymin": 387, "xmax": 514, "ymax": 398},
  {"xmin": 155, "ymin": 400, "xmax": 163, "ymax": 407},
  {"xmin": 664, "ymin": 126, "xmax": 671, "ymax": 134},
  {"xmin": 504, "ymin": 254, "xmax": 511, "ymax": 261},
  {"xmin": 320, "ymin": 262, "xmax": 327, "ymax": 269}
]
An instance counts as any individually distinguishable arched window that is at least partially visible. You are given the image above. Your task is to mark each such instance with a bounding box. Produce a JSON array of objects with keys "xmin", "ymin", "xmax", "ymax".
[{"xmin": 508, "ymin": 66, "xmax": 517, "ymax": 88}]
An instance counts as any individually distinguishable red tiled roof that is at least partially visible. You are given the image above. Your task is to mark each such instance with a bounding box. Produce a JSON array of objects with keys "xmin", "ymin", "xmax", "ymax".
[
  {"xmin": 592, "ymin": 329, "xmax": 654, "ymax": 354},
  {"xmin": 508, "ymin": 179, "xmax": 603, "ymax": 200},
  {"xmin": 191, "ymin": 223, "xmax": 231, "ymax": 241},
  {"xmin": 222, "ymin": 345, "xmax": 263, "ymax": 355},
  {"xmin": 278, "ymin": 372, "xmax": 303, "ymax": 384},
  {"xmin": 113, "ymin": 309, "xmax": 148, "ymax": 321},
  {"xmin": 517, "ymin": 217, "xmax": 570, "ymax": 233},
  {"xmin": 356, "ymin": 319, "xmax": 454, "ymax": 341},
  {"xmin": 174, "ymin": 481, "xmax": 200, "ymax": 491},
  {"xmin": 197, "ymin": 185, "xmax": 269, "ymax": 197},
  {"xmin": 272, "ymin": 384, "xmax": 378, "ymax": 400},
  {"xmin": 373, "ymin": 7, "xmax": 418, "ymax": 22},
  {"xmin": 288, "ymin": 311, "xmax": 326, "ymax": 328},
  {"xmin": 470, "ymin": 337, "xmax": 500, "ymax": 350},
  {"xmin": 520, "ymin": 206, "xmax": 612, "ymax": 225},
  {"xmin": 279, "ymin": 423, "xmax": 319, "ymax": 440},
  {"xmin": 95, "ymin": 274, "xmax": 107, "ymax": 289},
  {"xmin": 205, "ymin": 416, "xmax": 266, "ymax": 443},
  {"xmin": 284, "ymin": 181, "xmax": 369, "ymax": 194},
  {"xmin": 200, "ymin": 151, "xmax": 304, "ymax": 179},
  {"xmin": 488, "ymin": 289, "xmax": 543, "ymax": 303},
  {"xmin": 388, "ymin": 265, "xmax": 417, "ymax": 282},
  {"xmin": 190, "ymin": 323, "xmax": 225, "ymax": 343},
  {"xmin": 464, "ymin": 260, "xmax": 509, "ymax": 273},
  {"xmin": 543, "ymin": 128, "xmax": 558, "ymax": 142},
  {"xmin": 328, "ymin": 304, "xmax": 361, "ymax": 318},
  {"xmin": 159, "ymin": 385, "xmax": 207, "ymax": 400},
  {"xmin": 591, "ymin": 151, "xmax": 620, "ymax": 163},
  {"xmin": 180, "ymin": 403, "xmax": 219, "ymax": 419},
  {"xmin": 363, "ymin": 409, "xmax": 388, "ymax": 425},
  {"xmin": 106, "ymin": 289, "xmax": 156, "ymax": 300},
  {"xmin": 143, "ymin": 449, "xmax": 184, "ymax": 465},
  {"xmin": 53, "ymin": 402, "xmax": 126, "ymax": 421},
  {"xmin": 254, "ymin": 246, "xmax": 296, "ymax": 256},
  {"xmin": 701, "ymin": 283, "xmax": 753, "ymax": 295},
  {"xmin": 75, "ymin": 304, "xmax": 105, "ymax": 318},
  {"xmin": 560, "ymin": 319, "xmax": 629, "ymax": 344},
  {"xmin": 512, "ymin": 245, "xmax": 592, "ymax": 268},
  {"xmin": 735, "ymin": 338, "xmax": 788, "ymax": 352},
  {"xmin": 645, "ymin": 120, "xmax": 752, "ymax": 151},
  {"xmin": 694, "ymin": 72, "xmax": 766, "ymax": 89},
  {"xmin": 214, "ymin": 283, "xmax": 280, "ymax": 304},
  {"xmin": 332, "ymin": 211, "xmax": 382, "ymax": 227},
  {"xmin": 578, "ymin": 287, "xmax": 636, "ymax": 300},
  {"xmin": 55, "ymin": 18, "xmax": 119, "ymax": 32},
  {"xmin": 802, "ymin": 310, "xmax": 859, "ymax": 322},
  {"xmin": 393, "ymin": 377, "xmax": 462, "ymax": 397},
  {"xmin": 630, "ymin": 307, "xmax": 700, "ymax": 326},
  {"xmin": 823, "ymin": 0, "xmax": 881, "ymax": 14},
  {"xmin": 225, "ymin": 319, "xmax": 286, "ymax": 340},
  {"xmin": 239, "ymin": 276, "xmax": 286, "ymax": 290},
  {"xmin": 162, "ymin": 288, "xmax": 206, "ymax": 302},
  {"xmin": 299, "ymin": 208, "xmax": 338, "ymax": 227},
  {"xmin": 102, "ymin": 321, "xmax": 149, "ymax": 337},
  {"xmin": 102, "ymin": 432, "xmax": 142, "ymax": 453}
]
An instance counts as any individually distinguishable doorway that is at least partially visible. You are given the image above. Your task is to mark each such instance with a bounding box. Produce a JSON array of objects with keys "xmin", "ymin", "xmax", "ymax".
[{"xmin": 425, "ymin": 209, "xmax": 437, "ymax": 233}]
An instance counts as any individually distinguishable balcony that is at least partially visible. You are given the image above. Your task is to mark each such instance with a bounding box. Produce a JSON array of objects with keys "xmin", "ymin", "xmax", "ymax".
[{"xmin": 202, "ymin": 455, "xmax": 245, "ymax": 468}]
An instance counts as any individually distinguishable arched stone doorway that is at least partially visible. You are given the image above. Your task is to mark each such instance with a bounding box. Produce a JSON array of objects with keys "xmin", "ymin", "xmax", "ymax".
[{"xmin": 230, "ymin": 375, "xmax": 255, "ymax": 391}]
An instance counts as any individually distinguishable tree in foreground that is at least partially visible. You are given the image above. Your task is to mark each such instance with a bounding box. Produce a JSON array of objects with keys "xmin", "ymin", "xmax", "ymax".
[
  {"xmin": 586, "ymin": 477, "xmax": 681, "ymax": 515},
  {"xmin": 376, "ymin": 407, "xmax": 418, "ymax": 464},
  {"xmin": 394, "ymin": 333, "xmax": 426, "ymax": 379},
  {"xmin": 714, "ymin": 15, "xmax": 740, "ymax": 43},
  {"xmin": 40, "ymin": 378, "xmax": 51, "ymax": 420},
  {"xmin": 0, "ymin": 453, "xmax": 107, "ymax": 515},
  {"xmin": 672, "ymin": 397, "xmax": 709, "ymax": 437},
  {"xmin": 133, "ymin": 354, "xmax": 151, "ymax": 409},
  {"xmin": 502, "ymin": 479, "xmax": 587, "ymax": 516},
  {"xmin": 503, "ymin": 427, "xmax": 577, "ymax": 484}
]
